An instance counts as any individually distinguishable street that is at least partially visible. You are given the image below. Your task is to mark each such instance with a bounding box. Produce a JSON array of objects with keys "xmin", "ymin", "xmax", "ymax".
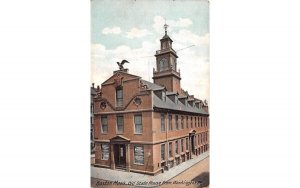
[{"xmin": 91, "ymin": 156, "xmax": 209, "ymax": 188}]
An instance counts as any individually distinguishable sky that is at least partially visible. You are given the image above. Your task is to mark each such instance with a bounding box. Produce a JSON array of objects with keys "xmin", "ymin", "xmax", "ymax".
[{"xmin": 91, "ymin": 0, "xmax": 209, "ymax": 102}]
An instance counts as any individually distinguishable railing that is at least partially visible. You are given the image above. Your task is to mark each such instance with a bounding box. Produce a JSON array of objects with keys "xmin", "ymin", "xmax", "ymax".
[
  {"xmin": 153, "ymin": 69, "xmax": 181, "ymax": 77},
  {"xmin": 156, "ymin": 48, "xmax": 177, "ymax": 55}
]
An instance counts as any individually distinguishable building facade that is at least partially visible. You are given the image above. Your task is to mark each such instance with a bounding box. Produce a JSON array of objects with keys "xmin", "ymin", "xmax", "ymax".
[
  {"xmin": 93, "ymin": 29, "xmax": 209, "ymax": 175},
  {"xmin": 91, "ymin": 84, "xmax": 97, "ymax": 154}
]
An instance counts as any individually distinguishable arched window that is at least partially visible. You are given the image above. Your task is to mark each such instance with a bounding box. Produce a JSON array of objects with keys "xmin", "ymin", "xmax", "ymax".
[{"xmin": 116, "ymin": 87, "xmax": 123, "ymax": 107}]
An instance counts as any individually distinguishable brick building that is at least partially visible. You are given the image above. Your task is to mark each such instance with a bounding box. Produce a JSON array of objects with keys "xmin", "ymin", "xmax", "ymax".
[
  {"xmin": 91, "ymin": 84, "xmax": 97, "ymax": 154},
  {"xmin": 93, "ymin": 27, "xmax": 209, "ymax": 175}
]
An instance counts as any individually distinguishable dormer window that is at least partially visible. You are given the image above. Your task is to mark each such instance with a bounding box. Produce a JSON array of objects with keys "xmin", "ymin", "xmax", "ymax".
[{"xmin": 162, "ymin": 91, "xmax": 166, "ymax": 102}]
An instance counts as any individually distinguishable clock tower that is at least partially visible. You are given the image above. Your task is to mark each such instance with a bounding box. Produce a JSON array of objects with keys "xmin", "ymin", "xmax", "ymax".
[{"xmin": 153, "ymin": 23, "xmax": 181, "ymax": 94}]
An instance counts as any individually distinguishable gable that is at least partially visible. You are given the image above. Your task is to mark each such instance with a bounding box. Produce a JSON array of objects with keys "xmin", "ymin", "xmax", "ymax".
[
  {"xmin": 110, "ymin": 135, "xmax": 131, "ymax": 143},
  {"xmin": 102, "ymin": 71, "xmax": 141, "ymax": 86}
]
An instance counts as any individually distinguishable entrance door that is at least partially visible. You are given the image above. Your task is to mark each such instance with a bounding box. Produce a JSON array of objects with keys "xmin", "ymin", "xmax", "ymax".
[
  {"xmin": 191, "ymin": 136, "xmax": 195, "ymax": 154},
  {"xmin": 114, "ymin": 144, "xmax": 126, "ymax": 168}
]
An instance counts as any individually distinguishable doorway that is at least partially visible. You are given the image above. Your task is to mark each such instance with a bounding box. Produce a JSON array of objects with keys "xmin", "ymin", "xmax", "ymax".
[
  {"xmin": 114, "ymin": 144, "xmax": 126, "ymax": 168},
  {"xmin": 191, "ymin": 135, "xmax": 195, "ymax": 154}
]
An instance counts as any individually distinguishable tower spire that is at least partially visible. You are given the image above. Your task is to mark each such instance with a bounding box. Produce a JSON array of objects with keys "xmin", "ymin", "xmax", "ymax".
[{"xmin": 164, "ymin": 18, "xmax": 168, "ymax": 36}]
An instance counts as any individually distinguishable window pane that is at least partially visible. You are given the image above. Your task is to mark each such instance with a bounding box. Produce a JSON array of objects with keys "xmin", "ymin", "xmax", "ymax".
[
  {"xmin": 101, "ymin": 117, "xmax": 107, "ymax": 125},
  {"xmin": 135, "ymin": 124, "xmax": 142, "ymax": 133},
  {"xmin": 186, "ymin": 116, "xmax": 188, "ymax": 128},
  {"xmin": 116, "ymin": 89, "xmax": 123, "ymax": 98},
  {"xmin": 168, "ymin": 115, "xmax": 172, "ymax": 130},
  {"xmin": 186, "ymin": 138, "xmax": 189, "ymax": 150},
  {"xmin": 175, "ymin": 115, "xmax": 178, "ymax": 130},
  {"xmin": 134, "ymin": 115, "xmax": 142, "ymax": 124},
  {"xmin": 117, "ymin": 116, "xmax": 123, "ymax": 124},
  {"xmin": 161, "ymin": 144, "xmax": 165, "ymax": 160},
  {"xmin": 161, "ymin": 114, "xmax": 165, "ymax": 132},
  {"xmin": 101, "ymin": 144, "xmax": 109, "ymax": 160},
  {"xmin": 169, "ymin": 142, "xmax": 172, "ymax": 157},
  {"xmin": 101, "ymin": 117, "xmax": 108, "ymax": 133},
  {"xmin": 134, "ymin": 146, "xmax": 144, "ymax": 164},
  {"xmin": 117, "ymin": 116, "xmax": 124, "ymax": 133}
]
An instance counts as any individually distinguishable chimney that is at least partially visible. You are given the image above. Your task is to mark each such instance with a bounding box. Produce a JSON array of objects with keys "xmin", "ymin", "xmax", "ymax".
[
  {"xmin": 92, "ymin": 83, "xmax": 95, "ymax": 88},
  {"xmin": 97, "ymin": 85, "xmax": 100, "ymax": 91}
]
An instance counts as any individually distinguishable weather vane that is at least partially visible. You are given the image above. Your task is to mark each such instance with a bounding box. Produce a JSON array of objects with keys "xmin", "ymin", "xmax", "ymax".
[
  {"xmin": 116, "ymin": 59, "xmax": 129, "ymax": 70},
  {"xmin": 163, "ymin": 18, "xmax": 169, "ymax": 35}
]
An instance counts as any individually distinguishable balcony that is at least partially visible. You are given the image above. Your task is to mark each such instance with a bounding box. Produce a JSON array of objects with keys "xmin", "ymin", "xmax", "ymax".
[
  {"xmin": 156, "ymin": 48, "xmax": 177, "ymax": 55},
  {"xmin": 153, "ymin": 69, "xmax": 181, "ymax": 78}
]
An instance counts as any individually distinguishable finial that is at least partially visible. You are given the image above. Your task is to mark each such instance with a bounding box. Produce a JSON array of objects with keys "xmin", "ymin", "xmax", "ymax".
[{"xmin": 163, "ymin": 18, "xmax": 168, "ymax": 36}]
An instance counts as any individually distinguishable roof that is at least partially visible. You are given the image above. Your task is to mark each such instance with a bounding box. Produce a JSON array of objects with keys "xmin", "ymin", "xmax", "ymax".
[
  {"xmin": 166, "ymin": 91, "xmax": 178, "ymax": 95},
  {"xmin": 153, "ymin": 91, "xmax": 208, "ymax": 115},
  {"xmin": 141, "ymin": 79, "xmax": 165, "ymax": 91},
  {"xmin": 161, "ymin": 34, "xmax": 173, "ymax": 41},
  {"xmin": 140, "ymin": 80, "xmax": 208, "ymax": 115}
]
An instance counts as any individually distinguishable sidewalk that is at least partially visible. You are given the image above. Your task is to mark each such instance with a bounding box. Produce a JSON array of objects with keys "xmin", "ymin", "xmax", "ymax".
[{"xmin": 91, "ymin": 151, "xmax": 209, "ymax": 187}]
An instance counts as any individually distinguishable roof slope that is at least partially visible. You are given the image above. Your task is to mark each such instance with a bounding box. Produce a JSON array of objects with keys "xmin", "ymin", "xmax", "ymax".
[
  {"xmin": 153, "ymin": 92, "xmax": 208, "ymax": 115},
  {"xmin": 141, "ymin": 79, "xmax": 164, "ymax": 91}
]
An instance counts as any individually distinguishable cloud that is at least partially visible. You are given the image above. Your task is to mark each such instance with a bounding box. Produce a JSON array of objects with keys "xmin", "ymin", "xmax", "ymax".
[
  {"xmin": 173, "ymin": 30, "xmax": 209, "ymax": 46},
  {"xmin": 91, "ymin": 31, "xmax": 210, "ymax": 101},
  {"xmin": 152, "ymin": 16, "xmax": 193, "ymax": 33},
  {"xmin": 125, "ymin": 28, "xmax": 152, "ymax": 39},
  {"xmin": 102, "ymin": 27, "xmax": 122, "ymax": 35}
]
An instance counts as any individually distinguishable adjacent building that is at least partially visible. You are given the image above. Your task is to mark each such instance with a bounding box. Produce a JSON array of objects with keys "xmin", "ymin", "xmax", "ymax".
[{"xmin": 93, "ymin": 27, "xmax": 209, "ymax": 175}]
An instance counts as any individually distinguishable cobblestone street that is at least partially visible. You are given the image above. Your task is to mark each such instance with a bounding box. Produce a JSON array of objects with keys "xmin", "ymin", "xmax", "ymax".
[{"xmin": 91, "ymin": 156, "xmax": 209, "ymax": 188}]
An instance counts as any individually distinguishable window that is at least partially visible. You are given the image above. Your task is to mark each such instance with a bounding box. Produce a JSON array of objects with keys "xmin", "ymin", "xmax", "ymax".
[
  {"xmin": 186, "ymin": 138, "xmax": 189, "ymax": 150},
  {"xmin": 186, "ymin": 116, "xmax": 188, "ymax": 128},
  {"xmin": 207, "ymin": 118, "xmax": 209, "ymax": 127},
  {"xmin": 134, "ymin": 146, "xmax": 144, "ymax": 164},
  {"xmin": 91, "ymin": 116, "xmax": 94, "ymax": 125},
  {"xmin": 175, "ymin": 115, "xmax": 179, "ymax": 130},
  {"xmin": 134, "ymin": 114, "xmax": 142, "ymax": 134},
  {"xmin": 162, "ymin": 91, "xmax": 166, "ymax": 101},
  {"xmin": 191, "ymin": 116, "xmax": 193, "ymax": 128},
  {"xmin": 101, "ymin": 144, "xmax": 109, "ymax": 160},
  {"xmin": 101, "ymin": 116, "xmax": 108, "ymax": 133},
  {"xmin": 117, "ymin": 116, "xmax": 124, "ymax": 134},
  {"xmin": 181, "ymin": 116, "xmax": 184, "ymax": 129},
  {"xmin": 181, "ymin": 139, "xmax": 184, "ymax": 153},
  {"xmin": 116, "ymin": 88, "xmax": 123, "ymax": 107},
  {"xmin": 168, "ymin": 115, "xmax": 172, "ymax": 131},
  {"xmin": 161, "ymin": 114, "xmax": 165, "ymax": 132},
  {"xmin": 175, "ymin": 140, "xmax": 178, "ymax": 154},
  {"xmin": 201, "ymin": 117, "xmax": 203, "ymax": 127},
  {"xmin": 91, "ymin": 104, "xmax": 94, "ymax": 114},
  {"xmin": 161, "ymin": 144, "xmax": 165, "ymax": 161},
  {"xmin": 201, "ymin": 133, "xmax": 203, "ymax": 144},
  {"xmin": 169, "ymin": 142, "xmax": 173, "ymax": 157},
  {"xmin": 198, "ymin": 117, "xmax": 200, "ymax": 127},
  {"xmin": 195, "ymin": 117, "xmax": 197, "ymax": 128},
  {"xmin": 198, "ymin": 134, "xmax": 200, "ymax": 145}
]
